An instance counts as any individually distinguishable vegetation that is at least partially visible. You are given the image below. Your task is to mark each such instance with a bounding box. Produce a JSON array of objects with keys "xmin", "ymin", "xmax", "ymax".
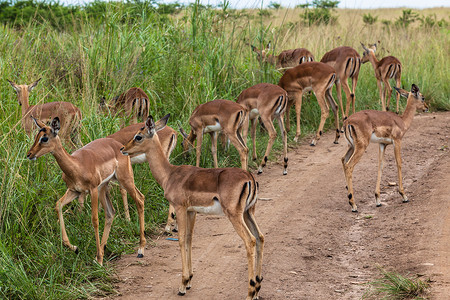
[
  {"xmin": 363, "ymin": 267, "xmax": 430, "ymax": 299},
  {"xmin": 0, "ymin": 0, "xmax": 449, "ymax": 298},
  {"xmin": 363, "ymin": 13, "xmax": 378, "ymax": 25},
  {"xmin": 298, "ymin": 0, "xmax": 340, "ymax": 25}
]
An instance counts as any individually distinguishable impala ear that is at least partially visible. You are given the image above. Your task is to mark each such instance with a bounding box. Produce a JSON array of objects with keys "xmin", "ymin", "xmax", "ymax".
[
  {"xmin": 251, "ymin": 45, "xmax": 256, "ymax": 52},
  {"xmin": 267, "ymin": 41, "xmax": 271, "ymax": 50},
  {"xmin": 411, "ymin": 84, "xmax": 420, "ymax": 98},
  {"xmin": 360, "ymin": 42, "xmax": 368, "ymax": 52},
  {"xmin": 28, "ymin": 78, "xmax": 41, "ymax": 91},
  {"xmin": 154, "ymin": 114, "xmax": 170, "ymax": 132},
  {"xmin": 394, "ymin": 86, "xmax": 409, "ymax": 98},
  {"xmin": 7, "ymin": 79, "xmax": 21, "ymax": 93},
  {"xmin": 145, "ymin": 115, "xmax": 156, "ymax": 135},
  {"xmin": 31, "ymin": 115, "xmax": 46, "ymax": 129},
  {"xmin": 50, "ymin": 117, "xmax": 60, "ymax": 135}
]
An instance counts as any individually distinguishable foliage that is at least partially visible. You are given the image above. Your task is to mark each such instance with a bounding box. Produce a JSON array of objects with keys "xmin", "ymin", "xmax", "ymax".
[
  {"xmin": 268, "ymin": 2, "xmax": 282, "ymax": 10},
  {"xmin": 363, "ymin": 266, "xmax": 430, "ymax": 299},
  {"xmin": 420, "ymin": 14, "xmax": 449, "ymax": 28},
  {"xmin": 258, "ymin": 9, "xmax": 272, "ymax": 17},
  {"xmin": 394, "ymin": 9, "xmax": 419, "ymax": 28},
  {"xmin": 363, "ymin": 13, "xmax": 378, "ymax": 25},
  {"xmin": 300, "ymin": 0, "xmax": 340, "ymax": 25}
]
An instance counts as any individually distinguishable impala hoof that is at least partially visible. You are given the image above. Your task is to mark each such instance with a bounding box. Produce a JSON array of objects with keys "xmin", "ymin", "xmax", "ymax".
[
  {"xmin": 333, "ymin": 141, "xmax": 339, "ymax": 144},
  {"xmin": 351, "ymin": 209, "xmax": 358, "ymax": 213},
  {"xmin": 402, "ymin": 199, "xmax": 409, "ymax": 203},
  {"xmin": 74, "ymin": 247, "xmax": 79, "ymax": 255},
  {"xmin": 310, "ymin": 143, "xmax": 316, "ymax": 147},
  {"xmin": 137, "ymin": 253, "xmax": 144, "ymax": 258},
  {"xmin": 283, "ymin": 170, "xmax": 287, "ymax": 175},
  {"xmin": 376, "ymin": 203, "xmax": 382, "ymax": 207},
  {"xmin": 177, "ymin": 291, "xmax": 186, "ymax": 296}
]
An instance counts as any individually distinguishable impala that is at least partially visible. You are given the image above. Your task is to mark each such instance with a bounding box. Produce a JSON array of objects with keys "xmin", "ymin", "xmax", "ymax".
[
  {"xmin": 237, "ymin": 83, "xmax": 288, "ymax": 175},
  {"xmin": 106, "ymin": 122, "xmax": 178, "ymax": 233},
  {"xmin": 121, "ymin": 114, "xmax": 264, "ymax": 300},
  {"xmin": 278, "ymin": 61, "xmax": 340, "ymax": 146},
  {"xmin": 251, "ymin": 42, "xmax": 314, "ymax": 70},
  {"xmin": 320, "ymin": 46, "xmax": 361, "ymax": 119},
  {"xmin": 8, "ymin": 78, "xmax": 82, "ymax": 147},
  {"xmin": 341, "ymin": 84, "xmax": 428, "ymax": 212},
  {"xmin": 361, "ymin": 42, "xmax": 402, "ymax": 113},
  {"xmin": 101, "ymin": 87, "xmax": 149, "ymax": 124},
  {"xmin": 180, "ymin": 99, "xmax": 249, "ymax": 169},
  {"xmin": 27, "ymin": 117, "xmax": 146, "ymax": 265}
]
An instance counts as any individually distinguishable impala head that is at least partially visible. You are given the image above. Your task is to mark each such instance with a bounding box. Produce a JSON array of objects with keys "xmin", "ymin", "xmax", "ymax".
[
  {"xmin": 27, "ymin": 116, "xmax": 60, "ymax": 160},
  {"xmin": 251, "ymin": 42, "xmax": 272, "ymax": 62},
  {"xmin": 394, "ymin": 84, "xmax": 429, "ymax": 112},
  {"xmin": 179, "ymin": 127, "xmax": 193, "ymax": 155},
  {"xmin": 121, "ymin": 114, "xmax": 170, "ymax": 156},
  {"xmin": 7, "ymin": 78, "xmax": 41, "ymax": 106},
  {"xmin": 360, "ymin": 42, "xmax": 377, "ymax": 64}
]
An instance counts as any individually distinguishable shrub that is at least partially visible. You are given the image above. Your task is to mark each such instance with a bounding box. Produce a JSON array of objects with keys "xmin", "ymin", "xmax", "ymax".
[
  {"xmin": 300, "ymin": 0, "xmax": 339, "ymax": 26},
  {"xmin": 394, "ymin": 9, "xmax": 419, "ymax": 28},
  {"xmin": 363, "ymin": 13, "xmax": 378, "ymax": 25}
]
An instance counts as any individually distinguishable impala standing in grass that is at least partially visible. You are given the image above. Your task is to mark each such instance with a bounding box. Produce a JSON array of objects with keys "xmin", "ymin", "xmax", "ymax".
[
  {"xmin": 251, "ymin": 42, "xmax": 314, "ymax": 70},
  {"xmin": 27, "ymin": 117, "xmax": 146, "ymax": 265}
]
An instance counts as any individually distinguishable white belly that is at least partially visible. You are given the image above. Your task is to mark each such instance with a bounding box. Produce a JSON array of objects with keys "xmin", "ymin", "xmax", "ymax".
[
  {"xmin": 188, "ymin": 200, "xmax": 224, "ymax": 216},
  {"xmin": 130, "ymin": 153, "xmax": 146, "ymax": 164},
  {"xmin": 304, "ymin": 86, "xmax": 313, "ymax": 93},
  {"xmin": 204, "ymin": 122, "xmax": 222, "ymax": 133},
  {"xmin": 249, "ymin": 108, "xmax": 259, "ymax": 119},
  {"xmin": 100, "ymin": 171, "xmax": 115, "ymax": 186},
  {"xmin": 370, "ymin": 133, "xmax": 393, "ymax": 144}
]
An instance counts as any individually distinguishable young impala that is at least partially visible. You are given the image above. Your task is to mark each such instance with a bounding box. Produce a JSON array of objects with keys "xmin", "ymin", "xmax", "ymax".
[
  {"xmin": 361, "ymin": 42, "xmax": 402, "ymax": 113},
  {"xmin": 342, "ymin": 84, "xmax": 428, "ymax": 212},
  {"xmin": 278, "ymin": 61, "xmax": 340, "ymax": 146},
  {"xmin": 121, "ymin": 115, "xmax": 264, "ymax": 300},
  {"xmin": 106, "ymin": 122, "xmax": 178, "ymax": 232},
  {"xmin": 101, "ymin": 87, "xmax": 150, "ymax": 124},
  {"xmin": 237, "ymin": 83, "xmax": 288, "ymax": 175},
  {"xmin": 27, "ymin": 117, "xmax": 146, "ymax": 265},
  {"xmin": 180, "ymin": 99, "xmax": 249, "ymax": 170},
  {"xmin": 320, "ymin": 46, "xmax": 361, "ymax": 119},
  {"xmin": 8, "ymin": 78, "xmax": 82, "ymax": 147},
  {"xmin": 251, "ymin": 42, "xmax": 315, "ymax": 70}
]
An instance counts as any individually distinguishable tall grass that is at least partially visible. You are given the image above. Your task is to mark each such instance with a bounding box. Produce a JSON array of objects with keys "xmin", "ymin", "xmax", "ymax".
[{"xmin": 0, "ymin": 3, "xmax": 448, "ymax": 298}]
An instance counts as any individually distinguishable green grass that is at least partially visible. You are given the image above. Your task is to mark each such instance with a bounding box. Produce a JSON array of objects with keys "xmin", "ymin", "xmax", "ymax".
[
  {"xmin": 0, "ymin": 2, "xmax": 449, "ymax": 298},
  {"xmin": 363, "ymin": 266, "xmax": 430, "ymax": 299}
]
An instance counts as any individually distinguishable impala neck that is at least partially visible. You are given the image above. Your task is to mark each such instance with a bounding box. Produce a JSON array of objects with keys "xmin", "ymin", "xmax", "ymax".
[
  {"xmin": 368, "ymin": 52, "xmax": 380, "ymax": 72},
  {"xmin": 400, "ymin": 97, "xmax": 418, "ymax": 130},
  {"xmin": 19, "ymin": 92, "xmax": 30, "ymax": 114},
  {"xmin": 51, "ymin": 139, "xmax": 78, "ymax": 177},
  {"xmin": 266, "ymin": 54, "xmax": 277, "ymax": 65},
  {"xmin": 145, "ymin": 138, "xmax": 174, "ymax": 188}
]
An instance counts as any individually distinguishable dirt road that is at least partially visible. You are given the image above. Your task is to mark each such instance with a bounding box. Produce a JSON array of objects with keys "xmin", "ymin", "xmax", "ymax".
[{"xmin": 107, "ymin": 111, "xmax": 450, "ymax": 299}]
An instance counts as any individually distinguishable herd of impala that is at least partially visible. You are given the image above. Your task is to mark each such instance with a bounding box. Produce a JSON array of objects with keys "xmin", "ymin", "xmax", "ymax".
[{"xmin": 9, "ymin": 41, "xmax": 428, "ymax": 300}]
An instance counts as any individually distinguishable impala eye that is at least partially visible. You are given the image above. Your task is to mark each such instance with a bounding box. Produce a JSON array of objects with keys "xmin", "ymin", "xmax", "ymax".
[
  {"xmin": 135, "ymin": 135, "xmax": 143, "ymax": 141},
  {"xmin": 41, "ymin": 136, "xmax": 48, "ymax": 143}
]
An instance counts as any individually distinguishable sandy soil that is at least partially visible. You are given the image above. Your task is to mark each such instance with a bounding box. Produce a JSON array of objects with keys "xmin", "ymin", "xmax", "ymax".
[{"xmin": 104, "ymin": 111, "xmax": 450, "ymax": 299}]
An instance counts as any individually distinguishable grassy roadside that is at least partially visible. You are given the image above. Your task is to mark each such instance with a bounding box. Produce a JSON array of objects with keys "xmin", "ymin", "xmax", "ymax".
[{"xmin": 0, "ymin": 3, "xmax": 449, "ymax": 298}]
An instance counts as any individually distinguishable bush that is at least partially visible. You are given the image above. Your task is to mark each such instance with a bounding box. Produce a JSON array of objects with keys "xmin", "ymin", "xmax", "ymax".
[
  {"xmin": 394, "ymin": 9, "xmax": 419, "ymax": 28},
  {"xmin": 363, "ymin": 13, "xmax": 378, "ymax": 25},
  {"xmin": 300, "ymin": 0, "xmax": 339, "ymax": 26}
]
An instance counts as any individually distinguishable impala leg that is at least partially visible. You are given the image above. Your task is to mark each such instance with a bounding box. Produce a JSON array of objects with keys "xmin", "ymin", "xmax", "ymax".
[
  {"xmin": 310, "ymin": 91, "xmax": 329, "ymax": 146},
  {"xmin": 326, "ymin": 88, "xmax": 340, "ymax": 144},
  {"xmin": 285, "ymin": 97, "xmax": 294, "ymax": 133},
  {"xmin": 165, "ymin": 204, "xmax": 177, "ymax": 233},
  {"xmin": 377, "ymin": 79, "xmax": 386, "ymax": 111},
  {"xmin": 342, "ymin": 141, "xmax": 367, "ymax": 212},
  {"xmin": 244, "ymin": 207, "xmax": 264, "ymax": 299},
  {"xmin": 250, "ymin": 118, "xmax": 258, "ymax": 161},
  {"xmin": 56, "ymin": 189, "xmax": 80, "ymax": 253},
  {"xmin": 175, "ymin": 208, "xmax": 190, "ymax": 296},
  {"xmin": 335, "ymin": 80, "xmax": 346, "ymax": 120},
  {"xmin": 119, "ymin": 187, "xmax": 131, "ymax": 221},
  {"xmin": 90, "ymin": 188, "xmax": 103, "ymax": 265},
  {"xmin": 393, "ymin": 140, "xmax": 408, "ymax": 203},
  {"xmin": 186, "ymin": 211, "xmax": 196, "ymax": 290},
  {"xmin": 341, "ymin": 79, "xmax": 353, "ymax": 117},
  {"xmin": 98, "ymin": 184, "xmax": 116, "ymax": 259},
  {"xmin": 293, "ymin": 91, "xmax": 304, "ymax": 142},
  {"xmin": 210, "ymin": 131, "xmax": 219, "ymax": 168},
  {"xmin": 384, "ymin": 78, "xmax": 392, "ymax": 111},
  {"xmin": 118, "ymin": 166, "xmax": 146, "ymax": 258},
  {"xmin": 195, "ymin": 130, "xmax": 203, "ymax": 167},
  {"xmin": 257, "ymin": 116, "xmax": 277, "ymax": 174},
  {"xmin": 229, "ymin": 214, "xmax": 257, "ymax": 300},
  {"xmin": 375, "ymin": 144, "xmax": 387, "ymax": 207},
  {"xmin": 351, "ymin": 73, "xmax": 359, "ymax": 115},
  {"xmin": 227, "ymin": 131, "xmax": 249, "ymax": 170},
  {"xmin": 276, "ymin": 115, "xmax": 288, "ymax": 175},
  {"xmin": 395, "ymin": 75, "xmax": 401, "ymax": 113},
  {"xmin": 77, "ymin": 192, "xmax": 86, "ymax": 212}
]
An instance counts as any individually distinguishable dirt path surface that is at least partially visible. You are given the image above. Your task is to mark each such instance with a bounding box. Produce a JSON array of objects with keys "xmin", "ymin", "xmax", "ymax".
[{"xmin": 106, "ymin": 111, "xmax": 450, "ymax": 299}]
